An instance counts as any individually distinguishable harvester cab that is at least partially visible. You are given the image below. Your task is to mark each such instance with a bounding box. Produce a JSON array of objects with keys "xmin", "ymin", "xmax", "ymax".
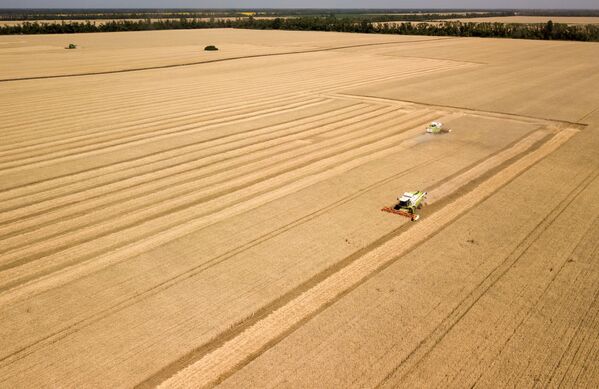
[
  {"xmin": 426, "ymin": 121, "xmax": 451, "ymax": 134},
  {"xmin": 382, "ymin": 191, "xmax": 428, "ymax": 221}
]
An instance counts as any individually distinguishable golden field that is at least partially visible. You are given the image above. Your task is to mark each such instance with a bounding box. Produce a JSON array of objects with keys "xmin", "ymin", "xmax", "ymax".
[
  {"xmin": 439, "ymin": 15, "xmax": 599, "ymax": 24},
  {"xmin": 0, "ymin": 29, "xmax": 598, "ymax": 387}
]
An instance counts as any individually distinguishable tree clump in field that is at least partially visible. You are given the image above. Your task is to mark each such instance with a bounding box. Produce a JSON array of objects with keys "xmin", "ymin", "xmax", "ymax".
[{"xmin": 204, "ymin": 45, "xmax": 219, "ymax": 51}]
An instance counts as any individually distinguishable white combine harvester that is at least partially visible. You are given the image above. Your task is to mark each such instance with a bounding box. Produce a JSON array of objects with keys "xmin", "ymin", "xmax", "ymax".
[
  {"xmin": 426, "ymin": 121, "xmax": 451, "ymax": 134},
  {"xmin": 381, "ymin": 191, "xmax": 428, "ymax": 221}
]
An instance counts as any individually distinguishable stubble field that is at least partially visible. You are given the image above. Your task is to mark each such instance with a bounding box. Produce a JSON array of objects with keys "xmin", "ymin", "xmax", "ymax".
[
  {"xmin": 378, "ymin": 15, "xmax": 599, "ymax": 27},
  {"xmin": 0, "ymin": 29, "xmax": 598, "ymax": 388},
  {"xmin": 437, "ymin": 15, "xmax": 599, "ymax": 24}
]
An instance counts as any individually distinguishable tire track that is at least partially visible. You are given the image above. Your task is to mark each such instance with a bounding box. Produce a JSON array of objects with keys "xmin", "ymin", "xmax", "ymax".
[
  {"xmin": 478, "ymin": 216, "xmax": 599, "ymax": 389},
  {"xmin": 435, "ymin": 204, "xmax": 599, "ymax": 389},
  {"xmin": 156, "ymin": 128, "xmax": 579, "ymax": 389},
  {"xmin": 552, "ymin": 283, "xmax": 599, "ymax": 387}
]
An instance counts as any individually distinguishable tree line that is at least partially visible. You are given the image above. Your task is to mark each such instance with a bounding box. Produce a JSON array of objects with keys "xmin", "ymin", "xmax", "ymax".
[
  {"xmin": 0, "ymin": 9, "xmax": 508, "ymax": 20},
  {"xmin": 3, "ymin": 8, "xmax": 598, "ymax": 21},
  {"xmin": 0, "ymin": 9, "xmax": 244, "ymax": 21},
  {"xmin": 1, "ymin": 16, "xmax": 598, "ymax": 42},
  {"xmin": 0, "ymin": 10, "xmax": 513, "ymax": 22}
]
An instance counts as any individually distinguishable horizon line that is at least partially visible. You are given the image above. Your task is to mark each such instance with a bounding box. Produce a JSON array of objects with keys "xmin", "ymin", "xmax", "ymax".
[{"xmin": 1, "ymin": 7, "xmax": 598, "ymax": 11}]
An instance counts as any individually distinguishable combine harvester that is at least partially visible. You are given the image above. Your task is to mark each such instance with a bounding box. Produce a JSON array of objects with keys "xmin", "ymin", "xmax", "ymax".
[
  {"xmin": 426, "ymin": 121, "xmax": 451, "ymax": 134},
  {"xmin": 382, "ymin": 191, "xmax": 427, "ymax": 221}
]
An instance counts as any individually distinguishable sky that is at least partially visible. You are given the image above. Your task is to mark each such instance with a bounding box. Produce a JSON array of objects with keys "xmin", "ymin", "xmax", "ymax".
[{"xmin": 0, "ymin": 0, "xmax": 597, "ymax": 9}]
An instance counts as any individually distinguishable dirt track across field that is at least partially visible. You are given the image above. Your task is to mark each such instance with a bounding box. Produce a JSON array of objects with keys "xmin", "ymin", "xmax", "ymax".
[{"xmin": 0, "ymin": 29, "xmax": 598, "ymax": 388}]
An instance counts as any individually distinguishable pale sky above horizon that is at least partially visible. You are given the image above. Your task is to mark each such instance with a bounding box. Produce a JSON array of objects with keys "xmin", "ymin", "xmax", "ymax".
[{"xmin": 0, "ymin": 0, "xmax": 597, "ymax": 9}]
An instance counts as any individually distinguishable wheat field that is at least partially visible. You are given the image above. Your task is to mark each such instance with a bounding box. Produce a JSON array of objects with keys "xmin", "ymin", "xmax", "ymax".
[{"xmin": 1, "ymin": 29, "xmax": 598, "ymax": 388}]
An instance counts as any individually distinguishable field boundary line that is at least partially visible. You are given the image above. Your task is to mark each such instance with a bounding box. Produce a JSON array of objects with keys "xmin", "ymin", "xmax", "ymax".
[
  {"xmin": 156, "ymin": 128, "xmax": 579, "ymax": 388},
  {"xmin": 371, "ymin": 53, "xmax": 488, "ymax": 65},
  {"xmin": 333, "ymin": 92, "xmax": 589, "ymax": 128},
  {"xmin": 0, "ymin": 37, "xmax": 455, "ymax": 83},
  {"xmin": 578, "ymin": 105, "xmax": 599, "ymax": 123}
]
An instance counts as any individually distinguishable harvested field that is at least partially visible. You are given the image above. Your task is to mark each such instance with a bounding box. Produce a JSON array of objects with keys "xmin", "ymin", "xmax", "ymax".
[
  {"xmin": 0, "ymin": 29, "xmax": 430, "ymax": 80},
  {"xmin": 438, "ymin": 16, "xmax": 599, "ymax": 24},
  {"xmin": 0, "ymin": 29, "xmax": 598, "ymax": 388},
  {"xmin": 379, "ymin": 16, "xmax": 599, "ymax": 26}
]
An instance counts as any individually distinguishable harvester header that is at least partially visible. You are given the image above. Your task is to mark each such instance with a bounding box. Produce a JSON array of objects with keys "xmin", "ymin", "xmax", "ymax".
[{"xmin": 382, "ymin": 191, "xmax": 428, "ymax": 221}]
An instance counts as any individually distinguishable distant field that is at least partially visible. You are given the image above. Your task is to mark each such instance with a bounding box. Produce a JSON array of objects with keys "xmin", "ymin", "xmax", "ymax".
[
  {"xmin": 377, "ymin": 16, "xmax": 599, "ymax": 27},
  {"xmin": 0, "ymin": 16, "xmax": 286, "ymax": 26},
  {"xmin": 0, "ymin": 29, "xmax": 426, "ymax": 79},
  {"xmin": 439, "ymin": 15, "xmax": 599, "ymax": 24},
  {"xmin": 1, "ymin": 28, "xmax": 598, "ymax": 388},
  {"xmin": 363, "ymin": 12, "xmax": 492, "ymax": 16}
]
